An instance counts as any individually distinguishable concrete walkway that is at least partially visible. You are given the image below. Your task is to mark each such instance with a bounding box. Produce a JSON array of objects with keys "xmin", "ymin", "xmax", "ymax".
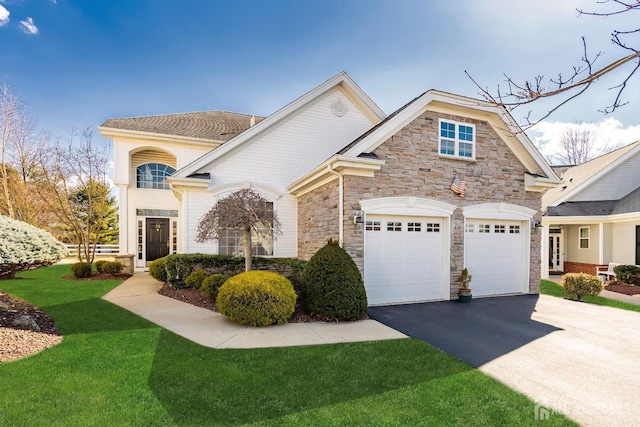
[{"xmin": 102, "ymin": 273, "xmax": 406, "ymax": 349}]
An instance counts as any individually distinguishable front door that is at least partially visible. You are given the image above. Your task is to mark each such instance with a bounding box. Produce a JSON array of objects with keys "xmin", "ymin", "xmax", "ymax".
[
  {"xmin": 146, "ymin": 218, "xmax": 170, "ymax": 262},
  {"xmin": 636, "ymin": 226, "xmax": 640, "ymax": 265},
  {"xmin": 549, "ymin": 233, "xmax": 563, "ymax": 272}
]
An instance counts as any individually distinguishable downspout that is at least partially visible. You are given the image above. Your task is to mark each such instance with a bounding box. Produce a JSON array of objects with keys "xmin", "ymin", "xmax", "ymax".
[{"xmin": 327, "ymin": 164, "xmax": 344, "ymax": 247}]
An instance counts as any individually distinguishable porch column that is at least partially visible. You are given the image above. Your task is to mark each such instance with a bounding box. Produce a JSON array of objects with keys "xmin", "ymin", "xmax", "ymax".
[
  {"xmin": 118, "ymin": 184, "xmax": 129, "ymax": 255},
  {"xmin": 541, "ymin": 221, "xmax": 550, "ymax": 279},
  {"xmin": 598, "ymin": 222, "xmax": 604, "ymax": 265}
]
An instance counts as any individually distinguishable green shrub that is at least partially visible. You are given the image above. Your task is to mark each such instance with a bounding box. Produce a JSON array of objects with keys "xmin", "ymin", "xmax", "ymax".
[
  {"xmin": 95, "ymin": 260, "xmax": 109, "ymax": 273},
  {"xmin": 562, "ymin": 273, "xmax": 604, "ymax": 301},
  {"xmin": 70, "ymin": 262, "xmax": 92, "ymax": 278},
  {"xmin": 613, "ymin": 265, "xmax": 640, "ymax": 284},
  {"xmin": 629, "ymin": 274, "xmax": 640, "ymax": 286},
  {"xmin": 102, "ymin": 261, "xmax": 123, "ymax": 274},
  {"xmin": 149, "ymin": 257, "xmax": 168, "ymax": 283},
  {"xmin": 301, "ymin": 239, "xmax": 368, "ymax": 320},
  {"xmin": 185, "ymin": 269, "xmax": 212, "ymax": 290},
  {"xmin": 217, "ymin": 271, "xmax": 296, "ymax": 326},
  {"xmin": 163, "ymin": 253, "xmax": 306, "ymax": 289},
  {"xmin": 200, "ymin": 274, "xmax": 229, "ymax": 300}
]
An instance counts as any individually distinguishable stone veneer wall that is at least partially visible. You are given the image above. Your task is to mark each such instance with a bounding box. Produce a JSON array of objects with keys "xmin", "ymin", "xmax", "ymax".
[
  {"xmin": 297, "ymin": 181, "xmax": 340, "ymax": 260},
  {"xmin": 340, "ymin": 110, "xmax": 543, "ymax": 298}
]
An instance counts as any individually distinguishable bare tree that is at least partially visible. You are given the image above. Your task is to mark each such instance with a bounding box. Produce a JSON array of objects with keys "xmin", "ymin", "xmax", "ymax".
[
  {"xmin": 35, "ymin": 128, "xmax": 112, "ymax": 263},
  {"xmin": 468, "ymin": 0, "xmax": 640, "ymax": 128},
  {"xmin": 196, "ymin": 189, "xmax": 281, "ymax": 272}
]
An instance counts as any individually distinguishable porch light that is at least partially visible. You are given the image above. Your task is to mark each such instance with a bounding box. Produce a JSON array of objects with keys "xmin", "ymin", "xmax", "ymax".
[
  {"xmin": 353, "ymin": 211, "xmax": 364, "ymax": 228},
  {"xmin": 533, "ymin": 221, "xmax": 544, "ymax": 230}
]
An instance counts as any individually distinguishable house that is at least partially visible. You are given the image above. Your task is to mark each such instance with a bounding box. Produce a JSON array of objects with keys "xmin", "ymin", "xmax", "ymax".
[
  {"xmin": 541, "ymin": 141, "xmax": 640, "ymax": 278},
  {"xmin": 99, "ymin": 72, "xmax": 560, "ymax": 305}
]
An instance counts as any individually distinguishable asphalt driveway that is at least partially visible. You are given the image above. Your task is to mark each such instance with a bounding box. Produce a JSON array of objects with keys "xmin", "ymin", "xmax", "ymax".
[{"xmin": 369, "ymin": 294, "xmax": 640, "ymax": 427}]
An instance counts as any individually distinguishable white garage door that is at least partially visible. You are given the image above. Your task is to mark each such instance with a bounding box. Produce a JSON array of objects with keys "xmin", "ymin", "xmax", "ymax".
[
  {"xmin": 465, "ymin": 220, "xmax": 526, "ymax": 296},
  {"xmin": 364, "ymin": 215, "xmax": 444, "ymax": 305}
]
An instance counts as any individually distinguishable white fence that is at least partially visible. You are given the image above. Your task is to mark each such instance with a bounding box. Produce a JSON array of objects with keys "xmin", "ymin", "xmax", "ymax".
[{"xmin": 64, "ymin": 244, "xmax": 119, "ymax": 257}]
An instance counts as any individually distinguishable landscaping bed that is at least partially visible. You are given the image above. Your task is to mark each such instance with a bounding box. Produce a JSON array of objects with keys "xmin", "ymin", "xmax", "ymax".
[
  {"xmin": 158, "ymin": 283, "xmax": 325, "ymax": 323},
  {"xmin": 604, "ymin": 282, "xmax": 640, "ymax": 296},
  {"xmin": 0, "ymin": 292, "xmax": 62, "ymax": 362}
]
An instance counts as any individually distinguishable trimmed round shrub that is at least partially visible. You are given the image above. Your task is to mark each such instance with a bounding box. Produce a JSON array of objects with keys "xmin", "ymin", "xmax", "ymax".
[
  {"xmin": 71, "ymin": 262, "xmax": 92, "ymax": 278},
  {"xmin": 301, "ymin": 239, "xmax": 368, "ymax": 320},
  {"xmin": 200, "ymin": 274, "xmax": 229, "ymax": 300},
  {"xmin": 217, "ymin": 271, "xmax": 296, "ymax": 326},
  {"xmin": 102, "ymin": 261, "xmax": 123, "ymax": 274},
  {"xmin": 613, "ymin": 265, "xmax": 640, "ymax": 284},
  {"xmin": 95, "ymin": 260, "xmax": 109, "ymax": 273},
  {"xmin": 185, "ymin": 270, "xmax": 212, "ymax": 290},
  {"xmin": 562, "ymin": 273, "xmax": 603, "ymax": 301},
  {"xmin": 149, "ymin": 256, "xmax": 168, "ymax": 283},
  {"xmin": 0, "ymin": 215, "xmax": 68, "ymax": 278}
]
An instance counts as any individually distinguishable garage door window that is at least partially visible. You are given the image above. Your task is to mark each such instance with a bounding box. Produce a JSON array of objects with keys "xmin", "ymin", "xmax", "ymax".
[
  {"xmin": 426, "ymin": 223, "xmax": 440, "ymax": 232},
  {"xmin": 479, "ymin": 224, "xmax": 491, "ymax": 233},
  {"xmin": 465, "ymin": 223, "xmax": 475, "ymax": 233},
  {"xmin": 387, "ymin": 222, "xmax": 402, "ymax": 232},
  {"xmin": 509, "ymin": 225, "xmax": 520, "ymax": 234},
  {"xmin": 494, "ymin": 225, "xmax": 506, "ymax": 234},
  {"xmin": 407, "ymin": 222, "xmax": 421, "ymax": 232},
  {"xmin": 365, "ymin": 221, "xmax": 381, "ymax": 231}
]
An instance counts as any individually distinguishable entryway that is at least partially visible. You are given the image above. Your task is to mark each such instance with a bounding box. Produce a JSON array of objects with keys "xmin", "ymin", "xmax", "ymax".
[{"xmin": 146, "ymin": 218, "xmax": 170, "ymax": 263}]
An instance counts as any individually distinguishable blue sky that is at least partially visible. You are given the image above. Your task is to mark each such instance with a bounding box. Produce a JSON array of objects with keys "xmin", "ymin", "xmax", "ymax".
[{"xmin": 1, "ymin": 0, "xmax": 639, "ymax": 160}]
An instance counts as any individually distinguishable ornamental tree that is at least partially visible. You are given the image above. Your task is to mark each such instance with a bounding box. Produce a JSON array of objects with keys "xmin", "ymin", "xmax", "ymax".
[{"xmin": 0, "ymin": 215, "xmax": 68, "ymax": 278}]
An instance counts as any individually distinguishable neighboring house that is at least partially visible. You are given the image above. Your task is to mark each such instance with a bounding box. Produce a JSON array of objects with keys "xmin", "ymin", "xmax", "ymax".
[
  {"xmin": 541, "ymin": 141, "xmax": 640, "ymax": 278},
  {"xmin": 99, "ymin": 71, "xmax": 559, "ymax": 305}
]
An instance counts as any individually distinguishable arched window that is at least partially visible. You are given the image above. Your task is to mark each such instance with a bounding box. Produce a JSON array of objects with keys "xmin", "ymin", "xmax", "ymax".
[{"xmin": 136, "ymin": 163, "xmax": 176, "ymax": 190}]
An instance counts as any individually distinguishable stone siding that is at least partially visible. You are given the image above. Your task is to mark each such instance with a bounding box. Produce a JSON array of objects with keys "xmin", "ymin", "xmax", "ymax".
[
  {"xmin": 297, "ymin": 181, "xmax": 340, "ymax": 260},
  {"xmin": 342, "ymin": 110, "xmax": 542, "ymax": 297}
]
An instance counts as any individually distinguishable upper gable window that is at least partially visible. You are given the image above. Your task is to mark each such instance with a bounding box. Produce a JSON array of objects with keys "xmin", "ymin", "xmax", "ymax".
[
  {"xmin": 136, "ymin": 163, "xmax": 176, "ymax": 190},
  {"xmin": 439, "ymin": 119, "xmax": 475, "ymax": 160}
]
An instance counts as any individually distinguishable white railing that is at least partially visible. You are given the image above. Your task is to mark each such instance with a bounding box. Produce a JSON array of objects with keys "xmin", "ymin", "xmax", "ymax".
[{"xmin": 65, "ymin": 244, "xmax": 119, "ymax": 257}]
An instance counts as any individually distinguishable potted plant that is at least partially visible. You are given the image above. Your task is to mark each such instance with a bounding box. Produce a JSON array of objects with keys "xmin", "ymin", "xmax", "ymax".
[{"xmin": 457, "ymin": 267, "xmax": 472, "ymax": 303}]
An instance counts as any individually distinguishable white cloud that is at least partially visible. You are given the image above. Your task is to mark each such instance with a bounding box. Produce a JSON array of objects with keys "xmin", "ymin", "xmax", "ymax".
[
  {"xmin": 529, "ymin": 117, "xmax": 640, "ymax": 164},
  {"xmin": 0, "ymin": 5, "xmax": 9, "ymax": 27},
  {"xmin": 19, "ymin": 16, "xmax": 38, "ymax": 34}
]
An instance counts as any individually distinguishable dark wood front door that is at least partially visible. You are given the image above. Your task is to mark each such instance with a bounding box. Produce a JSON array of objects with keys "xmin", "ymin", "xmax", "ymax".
[
  {"xmin": 146, "ymin": 218, "xmax": 170, "ymax": 262},
  {"xmin": 636, "ymin": 226, "xmax": 640, "ymax": 265}
]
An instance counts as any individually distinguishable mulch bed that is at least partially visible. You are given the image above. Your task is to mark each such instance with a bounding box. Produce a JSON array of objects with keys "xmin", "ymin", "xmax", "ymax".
[
  {"xmin": 0, "ymin": 292, "xmax": 59, "ymax": 335},
  {"xmin": 157, "ymin": 283, "xmax": 368, "ymax": 323},
  {"xmin": 604, "ymin": 282, "xmax": 640, "ymax": 296},
  {"xmin": 62, "ymin": 272, "xmax": 133, "ymax": 281}
]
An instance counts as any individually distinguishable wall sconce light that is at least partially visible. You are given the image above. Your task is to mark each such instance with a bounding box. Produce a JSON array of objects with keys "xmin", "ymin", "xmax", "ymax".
[
  {"xmin": 533, "ymin": 221, "xmax": 544, "ymax": 230},
  {"xmin": 353, "ymin": 211, "xmax": 364, "ymax": 228}
]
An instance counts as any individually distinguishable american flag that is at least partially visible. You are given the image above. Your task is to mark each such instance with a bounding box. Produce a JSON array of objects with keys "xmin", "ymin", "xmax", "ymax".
[{"xmin": 451, "ymin": 175, "xmax": 467, "ymax": 197}]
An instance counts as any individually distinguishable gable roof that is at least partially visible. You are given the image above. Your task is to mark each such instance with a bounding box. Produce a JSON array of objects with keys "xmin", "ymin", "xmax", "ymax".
[
  {"xmin": 542, "ymin": 140, "xmax": 640, "ymax": 210},
  {"xmin": 99, "ymin": 110, "xmax": 262, "ymax": 144},
  {"xmin": 338, "ymin": 89, "xmax": 558, "ymax": 181},
  {"xmin": 171, "ymin": 71, "xmax": 386, "ymax": 179}
]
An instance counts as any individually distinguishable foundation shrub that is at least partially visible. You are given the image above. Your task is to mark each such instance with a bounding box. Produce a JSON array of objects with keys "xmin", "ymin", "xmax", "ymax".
[
  {"xmin": 562, "ymin": 273, "xmax": 604, "ymax": 301},
  {"xmin": 149, "ymin": 257, "xmax": 168, "ymax": 283},
  {"xmin": 300, "ymin": 239, "xmax": 368, "ymax": 321},
  {"xmin": 200, "ymin": 274, "xmax": 229, "ymax": 300},
  {"xmin": 185, "ymin": 270, "xmax": 212, "ymax": 290},
  {"xmin": 613, "ymin": 265, "xmax": 640, "ymax": 284},
  {"xmin": 217, "ymin": 271, "xmax": 296, "ymax": 326},
  {"xmin": 102, "ymin": 261, "xmax": 123, "ymax": 274},
  {"xmin": 95, "ymin": 260, "xmax": 109, "ymax": 273}
]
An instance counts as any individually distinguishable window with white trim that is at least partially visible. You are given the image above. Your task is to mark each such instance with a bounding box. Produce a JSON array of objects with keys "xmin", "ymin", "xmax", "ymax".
[
  {"xmin": 136, "ymin": 163, "xmax": 176, "ymax": 190},
  {"xmin": 439, "ymin": 119, "xmax": 475, "ymax": 159},
  {"xmin": 579, "ymin": 227, "xmax": 590, "ymax": 249},
  {"xmin": 218, "ymin": 202, "xmax": 275, "ymax": 256}
]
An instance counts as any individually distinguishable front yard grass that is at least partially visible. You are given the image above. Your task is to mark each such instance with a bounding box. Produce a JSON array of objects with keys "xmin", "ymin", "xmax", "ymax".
[
  {"xmin": 541, "ymin": 279, "xmax": 640, "ymax": 313},
  {"xmin": 0, "ymin": 265, "xmax": 574, "ymax": 426}
]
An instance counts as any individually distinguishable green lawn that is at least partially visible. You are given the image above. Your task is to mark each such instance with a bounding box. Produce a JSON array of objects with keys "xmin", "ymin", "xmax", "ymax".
[
  {"xmin": 0, "ymin": 265, "xmax": 575, "ymax": 426},
  {"xmin": 541, "ymin": 280, "xmax": 640, "ymax": 313}
]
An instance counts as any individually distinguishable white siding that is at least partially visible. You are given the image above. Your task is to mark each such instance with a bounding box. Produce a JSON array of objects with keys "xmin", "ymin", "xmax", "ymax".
[
  {"xmin": 565, "ymin": 224, "xmax": 599, "ymax": 264},
  {"xmin": 183, "ymin": 190, "xmax": 217, "ymax": 254},
  {"xmin": 571, "ymin": 152, "xmax": 640, "ymax": 202},
  {"xmin": 184, "ymin": 88, "xmax": 377, "ymax": 258},
  {"xmin": 612, "ymin": 222, "xmax": 638, "ymax": 265}
]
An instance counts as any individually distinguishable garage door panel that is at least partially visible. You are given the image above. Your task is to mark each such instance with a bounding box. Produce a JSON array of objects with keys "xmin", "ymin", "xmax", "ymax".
[
  {"xmin": 465, "ymin": 220, "xmax": 525, "ymax": 296},
  {"xmin": 365, "ymin": 215, "xmax": 444, "ymax": 305}
]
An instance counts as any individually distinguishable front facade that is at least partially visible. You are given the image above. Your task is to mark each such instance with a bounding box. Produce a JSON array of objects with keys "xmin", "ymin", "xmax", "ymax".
[
  {"xmin": 541, "ymin": 141, "xmax": 640, "ymax": 277},
  {"xmin": 101, "ymin": 72, "xmax": 559, "ymax": 305}
]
